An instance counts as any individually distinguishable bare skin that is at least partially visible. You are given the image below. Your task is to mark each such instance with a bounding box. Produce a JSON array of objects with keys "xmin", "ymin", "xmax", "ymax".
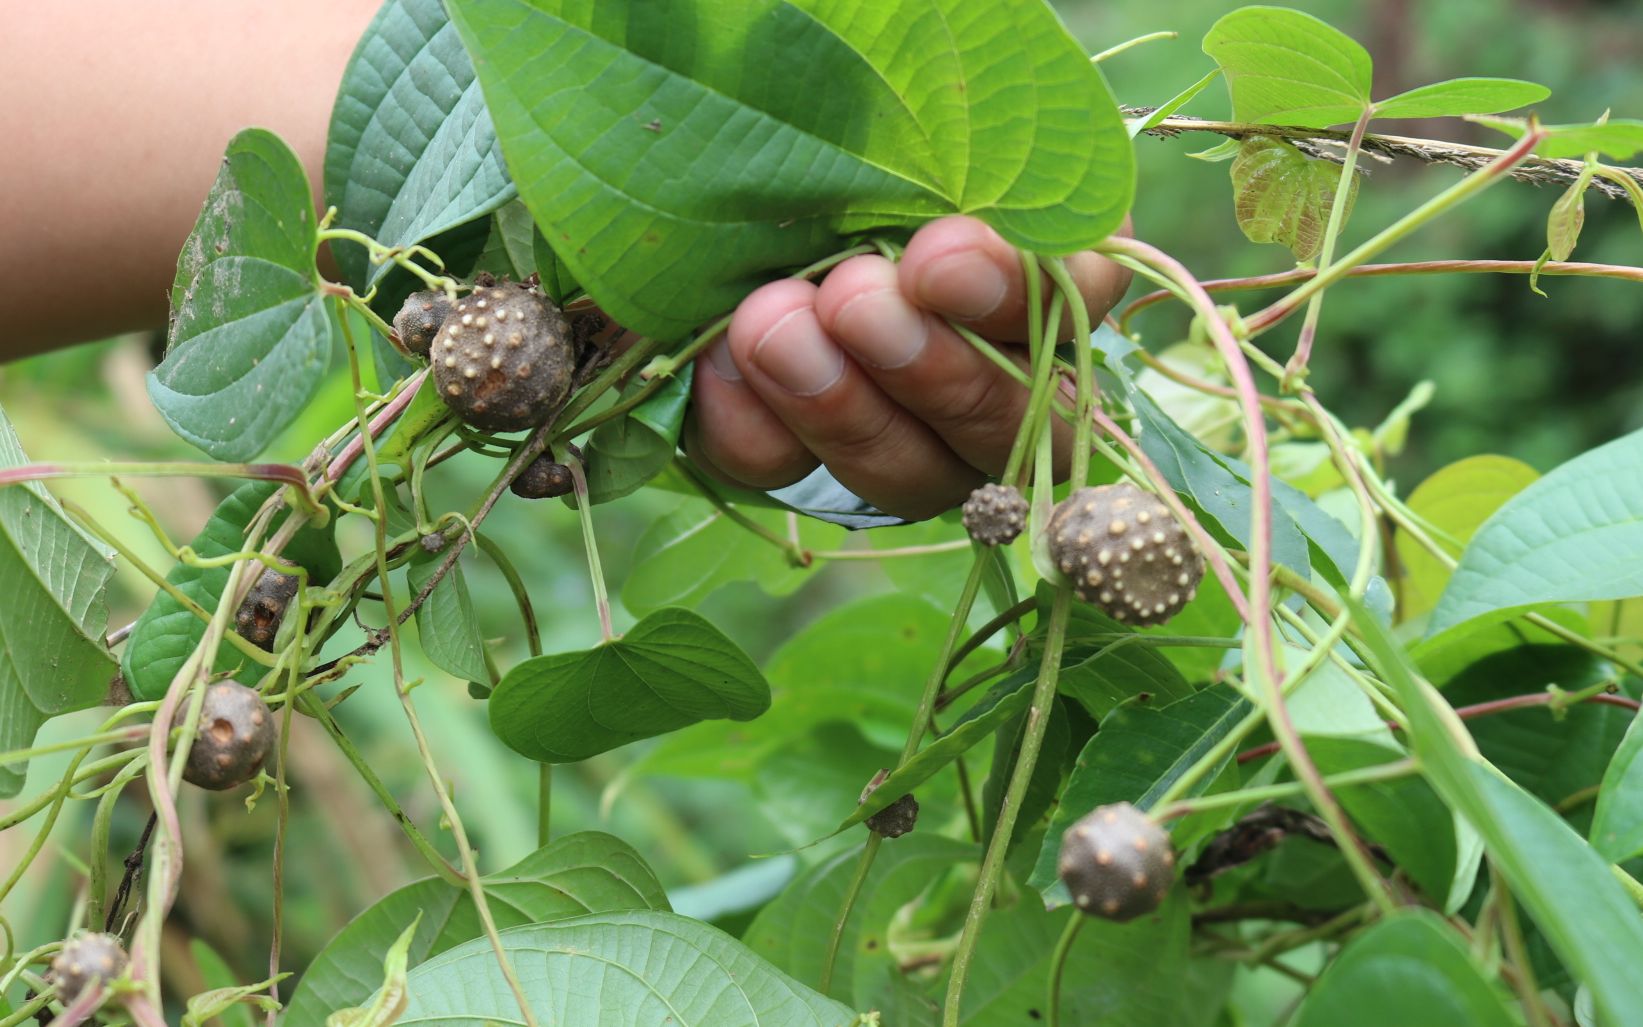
[{"xmin": 0, "ymin": 5, "xmax": 1131, "ymax": 518}]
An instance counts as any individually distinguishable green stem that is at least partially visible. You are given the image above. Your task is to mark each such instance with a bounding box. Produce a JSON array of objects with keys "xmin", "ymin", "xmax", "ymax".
[
  {"xmin": 1158, "ymin": 759, "xmax": 1417, "ymax": 819},
  {"xmin": 475, "ymin": 532, "xmax": 542, "ymax": 657},
  {"xmin": 1046, "ymin": 914, "xmax": 1085, "ymax": 1027},
  {"xmin": 819, "ymin": 833, "xmax": 883, "ymax": 995},
  {"xmin": 567, "ymin": 455, "xmax": 614, "ymax": 642},
  {"xmin": 1041, "ymin": 257, "xmax": 1093, "ymax": 487},
  {"xmin": 1283, "ymin": 107, "xmax": 1371, "ymax": 386},
  {"xmin": 338, "ymin": 310, "xmax": 540, "ymax": 1027},
  {"xmin": 943, "ymin": 588, "xmax": 1073, "ymax": 1026},
  {"xmin": 297, "ymin": 693, "xmax": 462, "ymax": 886},
  {"xmin": 538, "ymin": 764, "xmax": 553, "ymax": 849}
]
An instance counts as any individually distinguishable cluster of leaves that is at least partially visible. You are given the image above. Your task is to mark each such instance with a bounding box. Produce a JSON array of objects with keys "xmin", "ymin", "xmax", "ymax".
[{"xmin": 4, "ymin": 2, "xmax": 1643, "ymax": 1026}]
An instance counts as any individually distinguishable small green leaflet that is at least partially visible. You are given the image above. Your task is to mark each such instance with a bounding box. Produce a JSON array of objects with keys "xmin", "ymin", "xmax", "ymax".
[
  {"xmin": 151, "ymin": 130, "xmax": 335, "ymax": 461},
  {"xmin": 1471, "ymin": 115, "xmax": 1643, "ymax": 160},
  {"xmin": 1204, "ymin": 7, "xmax": 1546, "ymax": 128},
  {"xmin": 488, "ymin": 607, "xmax": 770, "ymax": 762},
  {"xmin": 1229, "ymin": 136, "xmax": 1359, "ymax": 260},
  {"xmin": 446, "ymin": 0, "xmax": 1135, "ymax": 341}
]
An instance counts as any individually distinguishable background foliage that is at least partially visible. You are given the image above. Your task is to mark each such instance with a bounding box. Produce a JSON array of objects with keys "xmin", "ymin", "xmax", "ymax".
[{"xmin": 2, "ymin": 0, "xmax": 1641, "ymax": 1023}]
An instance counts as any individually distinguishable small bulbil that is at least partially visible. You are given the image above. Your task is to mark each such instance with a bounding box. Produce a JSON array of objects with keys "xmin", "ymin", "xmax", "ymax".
[
  {"xmin": 235, "ymin": 567, "xmax": 299, "ymax": 650},
  {"xmin": 393, "ymin": 290, "xmax": 454, "ymax": 358},
  {"xmin": 865, "ymin": 794, "xmax": 920, "ymax": 838},
  {"xmin": 1046, "ymin": 483, "xmax": 1204, "ymax": 625},
  {"xmin": 961, "ymin": 483, "xmax": 1028, "ymax": 546},
  {"xmin": 174, "ymin": 681, "xmax": 277, "ymax": 791},
  {"xmin": 510, "ymin": 453, "xmax": 576, "ymax": 499},
  {"xmin": 1058, "ymin": 802, "xmax": 1175, "ymax": 921},
  {"xmin": 431, "ymin": 279, "xmax": 574, "ymax": 432},
  {"xmin": 51, "ymin": 932, "xmax": 128, "ymax": 1002}
]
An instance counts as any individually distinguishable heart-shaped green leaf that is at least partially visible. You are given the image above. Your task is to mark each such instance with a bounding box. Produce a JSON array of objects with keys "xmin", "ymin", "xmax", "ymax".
[
  {"xmin": 285, "ymin": 832, "xmax": 669, "ymax": 1023},
  {"xmin": 151, "ymin": 129, "xmax": 334, "ymax": 461},
  {"xmin": 1203, "ymin": 6, "xmax": 1372, "ymax": 127},
  {"xmin": 0, "ymin": 406, "xmax": 117, "ymax": 797},
  {"xmin": 488, "ymin": 607, "xmax": 770, "ymax": 762},
  {"xmin": 446, "ymin": 0, "xmax": 1134, "ymax": 341},
  {"xmin": 1230, "ymin": 136, "xmax": 1359, "ymax": 260},
  {"xmin": 121, "ymin": 480, "xmax": 341, "ymax": 701},
  {"xmin": 1373, "ymin": 77, "xmax": 1548, "ymax": 120},
  {"xmin": 324, "ymin": 0, "xmax": 516, "ymax": 291},
  {"xmin": 397, "ymin": 910, "xmax": 860, "ymax": 1024},
  {"xmin": 1428, "ymin": 426, "xmax": 1643, "ymax": 636}
]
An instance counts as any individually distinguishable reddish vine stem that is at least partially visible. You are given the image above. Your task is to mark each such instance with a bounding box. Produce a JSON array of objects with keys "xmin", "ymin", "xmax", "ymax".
[
  {"xmin": 1286, "ymin": 107, "xmax": 1372, "ymax": 383},
  {"xmin": 1121, "ymin": 258, "xmax": 1643, "ymax": 336},
  {"xmin": 1097, "ymin": 235, "xmax": 1397, "ymax": 913},
  {"xmin": 323, "ymin": 369, "xmax": 429, "ymax": 482},
  {"xmin": 1236, "ymin": 691, "xmax": 1641, "ymax": 764}
]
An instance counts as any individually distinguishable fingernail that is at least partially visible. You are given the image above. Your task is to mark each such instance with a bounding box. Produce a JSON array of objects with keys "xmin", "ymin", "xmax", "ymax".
[
  {"xmin": 919, "ymin": 252, "xmax": 1009, "ymax": 319},
  {"xmin": 752, "ymin": 308, "xmax": 844, "ymax": 396},
  {"xmin": 833, "ymin": 288, "xmax": 929, "ymax": 369},
  {"xmin": 705, "ymin": 338, "xmax": 741, "ymax": 381}
]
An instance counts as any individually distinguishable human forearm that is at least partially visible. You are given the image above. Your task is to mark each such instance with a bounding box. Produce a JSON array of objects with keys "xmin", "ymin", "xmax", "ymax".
[{"xmin": 0, "ymin": 0, "xmax": 379, "ymax": 360}]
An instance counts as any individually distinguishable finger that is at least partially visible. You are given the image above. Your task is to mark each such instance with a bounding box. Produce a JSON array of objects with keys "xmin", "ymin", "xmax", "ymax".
[
  {"xmin": 687, "ymin": 334, "xmax": 818, "ymax": 490},
  {"xmin": 727, "ymin": 278, "xmax": 985, "ymax": 520},
  {"xmin": 899, "ymin": 214, "xmax": 1133, "ymax": 343},
  {"xmin": 814, "ymin": 253, "xmax": 1074, "ymax": 478}
]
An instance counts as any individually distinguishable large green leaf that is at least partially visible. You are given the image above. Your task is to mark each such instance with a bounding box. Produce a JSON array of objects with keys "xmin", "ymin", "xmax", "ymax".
[
  {"xmin": 0, "ymin": 407, "xmax": 117, "ymax": 797},
  {"xmin": 745, "ymin": 834, "xmax": 974, "ymax": 1019},
  {"xmin": 445, "ymin": 0, "xmax": 1134, "ymax": 341},
  {"xmin": 397, "ymin": 910, "xmax": 861, "ymax": 1024},
  {"xmin": 286, "ymin": 832, "xmax": 669, "ymax": 1024},
  {"xmin": 1202, "ymin": 6, "xmax": 1372, "ymax": 127},
  {"xmin": 948, "ymin": 893, "xmax": 1203, "ymax": 1027},
  {"xmin": 488, "ymin": 607, "xmax": 770, "ymax": 762},
  {"xmin": 1229, "ymin": 136, "xmax": 1359, "ymax": 261},
  {"xmin": 1394, "ymin": 455, "xmax": 1538, "ymax": 622},
  {"xmin": 1429, "ymin": 428, "xmax": 1643, "ymax": 636},
  {"xmin": 1028, "ymin": 686, "xmax": 1249, "ymax": 902},
  {"xmin": 120, "ymin": 481, "xmax": 340, "ymax": 701},
  {"xmin": 325, "ymin": 0, "xmax": 516, "ymax": 291},
  {"xmin": 1592, "ymin": 710, "xmax": 1643, "ymax": 862},
  {"xmin": 1291, "ymin": 910, "xmax": 1515, "ymax": 1027},
  {"xmin": 151, "ymin": 129, "xmax": 334, "ymax": 460},
  {"xmin": 1349, "ymin": 597, "xmax": 1643, "ymax": 1027}
]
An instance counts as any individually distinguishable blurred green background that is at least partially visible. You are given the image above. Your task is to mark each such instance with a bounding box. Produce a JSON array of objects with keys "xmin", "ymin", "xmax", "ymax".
[{"xmin": 1, "ymin": 0, "xmax": 1638, "ymax": 1018}]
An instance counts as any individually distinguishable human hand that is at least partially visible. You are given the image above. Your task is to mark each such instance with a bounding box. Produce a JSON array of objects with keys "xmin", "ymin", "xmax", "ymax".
[{"xmin": 685, "ymin": 215, "xmax": 1133, "ymax": 520}]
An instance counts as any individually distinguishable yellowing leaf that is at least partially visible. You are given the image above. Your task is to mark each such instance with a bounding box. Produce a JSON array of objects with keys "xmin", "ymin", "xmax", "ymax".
[{"xmin": 1230, "ymin": 136, "xmax": 1359, "ymax": 260}]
